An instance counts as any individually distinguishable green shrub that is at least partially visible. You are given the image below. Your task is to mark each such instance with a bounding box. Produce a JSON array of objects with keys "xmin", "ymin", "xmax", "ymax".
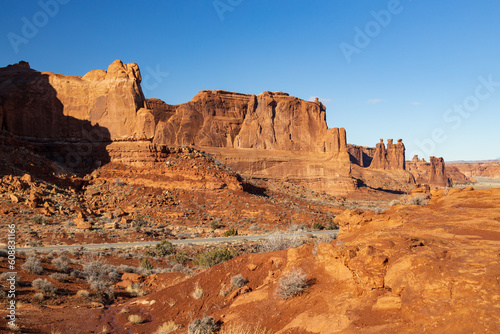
[
  {"xmin": 171, "ymin": 251, "xmax": 187, "ymax": 265},
  {"xmin": 312, "ymin": 222, "xmax": 324, "ymax": 230},
  {"xmin": 194, "ymin": 248, "xmax": 238, "ymax": 269},
  {"xmin": 154, "ymin": 241, "xmax": 176, "ymax": 257},
  {"xmin": 30, "ymin": 215, "xmax": 48, "ymax": 225},
  {"xmin": 223, "ymin": 228, "xmax": 238, "ymax": 237},
  {"xmin": 141, "ymin": 258, "xmax": 153, "ymax": 270},
  {"xmin": 324, "ymin": 219, "xmax": 338, "ymax": 230},
  {"xmin": 210, "ymin": 220, "xmax": 221, "ymax": 230}
]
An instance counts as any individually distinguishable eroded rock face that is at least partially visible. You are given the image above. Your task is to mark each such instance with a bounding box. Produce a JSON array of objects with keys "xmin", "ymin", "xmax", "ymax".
[
  {"xmin": 429, "ymin": 156, "xmax": 451, "ymax": 187},
  {"xmin": 0, "ymin": 60, "xmax": 153, "ymax": 141},
  {"xmin": 407, "ymin": 155, "xmax": 454, "ymax": 187},
  {"xmin": 369, "ymin": 139, "xmax": 406, "ymax": 170},
  {"xmin": 150, "ymin": 90, "xmax": 347, "ymax": 153}
]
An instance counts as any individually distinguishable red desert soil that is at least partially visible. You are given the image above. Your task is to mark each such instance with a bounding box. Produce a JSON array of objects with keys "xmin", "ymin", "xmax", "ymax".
[{"xmin": 3, "ymin": 187, "xmax": 499, "ymax": 333}]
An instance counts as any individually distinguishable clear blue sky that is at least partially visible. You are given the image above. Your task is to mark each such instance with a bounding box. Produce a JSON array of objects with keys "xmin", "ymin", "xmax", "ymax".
[{"xmin": 1, "ymin": 0, "xmax": 499, "ymax": 161}]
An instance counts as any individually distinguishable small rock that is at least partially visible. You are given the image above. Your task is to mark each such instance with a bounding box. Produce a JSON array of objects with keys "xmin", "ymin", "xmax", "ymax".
[{"xmin": 10, "ymin": 194, "xmax": 20, "ymax": 203}]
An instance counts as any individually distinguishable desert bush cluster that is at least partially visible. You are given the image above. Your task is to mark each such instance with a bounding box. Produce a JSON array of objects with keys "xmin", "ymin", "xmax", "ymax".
[
  {"xmin": 194, "ymin": 247, "xmax": 238, "ymax": 268},
  {"xmin": 21, "ymin": 255, "xmax": 44, "ymax": 274},
  {"xmin": 260, "ymin": 235, "xmax": 304, "ymax": 252},
  {"xmin": 275, "ymin": 268, "xmax": 308, "ymax": 300},
  {"xmin": 32, "ymin": 278, "xmax": 56, "ymax": 295},
  {"xmin": 188, "ymin": 315, "xmax": 219, "ymax": 334}
]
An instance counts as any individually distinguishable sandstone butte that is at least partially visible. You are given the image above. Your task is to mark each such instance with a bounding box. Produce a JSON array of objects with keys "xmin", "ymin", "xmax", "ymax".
[{"xmin": 0, "ymin": 60, "xmax": 466, "ymax": 193}]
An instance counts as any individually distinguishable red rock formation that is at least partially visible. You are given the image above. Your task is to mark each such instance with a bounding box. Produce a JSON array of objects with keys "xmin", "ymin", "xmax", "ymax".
[
  {"xmin": 429, "ymin": 156, "xmax": 451, "ymax": 187},
  {"xmin": 347, "ymin": 145, "xmax": 376, "ymax": 167},
  {"xmin": 407, "ymin": 155, "xmax": 456, "ymax": 187},
  {"xmin": 0, "ymin": 60, "xmax": 428, "ymax": 194},
  {"xmin": 369, "ymin": 139, "xmax": 405, "ymax": 170},
  {"xmin": 150, "ymin": 90, "xmax": 346, "ymax": 154},
  {"xmin": 0, "ymin": 60, "xmax": 154, "ymax": 141}
]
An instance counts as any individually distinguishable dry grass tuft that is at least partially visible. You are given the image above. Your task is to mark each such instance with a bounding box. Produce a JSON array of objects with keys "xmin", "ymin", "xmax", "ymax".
[
  {"xmin": 155, "ymin": 320, "xmax": 181, "ymax": 334},
  {"xmin": 191, "ymin": 282, "xmax": 204, "ymax": 299},
  {"xmin": 128, "ymin": 314, "xmax": 145, "ymax": 324}
]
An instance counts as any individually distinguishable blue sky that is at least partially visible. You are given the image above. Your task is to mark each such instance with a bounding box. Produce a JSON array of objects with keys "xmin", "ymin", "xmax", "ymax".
[{"xmin": 1, "ymin": 0, "xmax": 499, "ymax": 161}]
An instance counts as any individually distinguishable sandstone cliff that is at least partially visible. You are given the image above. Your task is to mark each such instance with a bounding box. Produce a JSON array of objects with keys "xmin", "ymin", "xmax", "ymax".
[
  {"xmin": 0, "ymin": 60, "xmax": 443, "ymax": 194},
  {"xmin": 149, "ymin": 90, "xmax": 348, "ymax": 154},
  {"xmin": 0, "ymin": 60, "xmax": 154, "ymax": 141}
]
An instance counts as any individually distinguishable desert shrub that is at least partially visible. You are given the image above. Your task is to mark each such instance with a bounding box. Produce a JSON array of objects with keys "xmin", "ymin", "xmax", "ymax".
[
  {"xmin": 389, "ymin": 199, "xmax": 401, "ymax": 206},
  {"xmin": 155, "ymin": 321, "xmax": 180, "ymax": 334},
  {"xmin": 133, "ymin": 214, "xmax": 151, "ymax": 228},
  {"xmin": 52, "ymin": 256, "xmax": 70, "ymax": 273},
  {"xmin": 312, "ymin": 222, "xmax": 324, "ymax": 230},
  {"xmin": 0, "ymin": 272, "xmax": 20, "ymax": 285},
  {"xmin": 276, "ymin": 269, "xmax": 308, "ymax": 300},
  {"xmin": 22, "ymin": 255, "xmax": 44, "ymax": 274},
  {"xmin": 155, "ymin": 240, "xmax": 176, "ymax": 257},
  {"xmin": 7, "ymin": 323, "xmax": 20, "ymax": 332},
  {"xmin": 70, "ymin": 269, "xmax": 82, "ymax": 278},
  {"xmin": 33, "ymin": 292, "xmax": 44, "ymax": 301},
  {"xmin": 191, "ymin": 283, "xmax": 204, "ymax": 299},
  {"xmin": 0, "ymin": 249, "xmax": 8, "ymax": 257},
  {"xmin": 171, "ymin": 263, "xmax": 193, "ymax": 275},
  {"xmin": 223, "ymin": 228, "xmax": 238, "ymax": 237},
  {"xmin": 210, "ymin": 220, "xmax": 221, "ymax": 230},
  {"xmin": 194, "ymin": 248, "xmax": 238, "ymax": 269},
  {"xmin": 128, "ymin": 314, "xmax": 145, "ymax": 324},
  {"xmin": 141, "ymin": 258, "xmax": 153, "ymax": 270},
  {"xmin": 118, "ymin": 264, "xmax": 140, "ymax": 274},
  {"xmin": 324, "ymin": 218, "xmax": 337, "ymax": 230},
  {"xmin": 230, "ymin": 274, "xmax": 248, "ymax": 289},
  {"xmin": 81, "ymin": 254, "xmax": 114, "ymax": 303},
  {"xmin": 260, "ymin": 235, "xmax": 303, "ymax": 253},
  {"xmin": 171, "ymin": 251, "xmax": 187, "ymax": 265},
  {"xmin": 30, "ymin": 215, "xmax": 48, "ymax": 225},
  {"xmin": 76, "ymin": 290, "xmax": 90, "ymax": 298},
  {"xmin": 408, "ymin": 195, "xmax": 429, "ymax": 205},
  {"xmin": 50, "ymin": 273, "xmax": 69, "ymax": 282},
  {"xmin": 188, "ymin": 315, "xmax": 219, "ymax": 334},
  {"xmin": 32, "ymin": 278, "xmax": 56, "ymax": 295},
  {"xmin": 126, "ymin": 283, "xmax": 146, "ymax": 297}
]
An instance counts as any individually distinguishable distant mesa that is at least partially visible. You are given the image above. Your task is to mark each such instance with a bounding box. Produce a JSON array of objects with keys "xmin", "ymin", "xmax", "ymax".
[{"xmin": 0, "ymin": 60, "xmax": 466, "ymax": 192}]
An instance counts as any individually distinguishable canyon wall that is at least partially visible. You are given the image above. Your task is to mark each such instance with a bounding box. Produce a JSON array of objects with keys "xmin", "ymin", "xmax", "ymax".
[{"xmin": 0, "ymin": 60, "xmax": 462, "ymax": 193}]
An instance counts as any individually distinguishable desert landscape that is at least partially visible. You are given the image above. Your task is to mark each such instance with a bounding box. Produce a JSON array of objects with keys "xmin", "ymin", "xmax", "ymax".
[
  {"xmin": 1, "ymin": 2, "xmax": 500, "ymax": 334},
  {"xmin": 0, "ymin": 59, "xmax": 498, "ymax": 333}
]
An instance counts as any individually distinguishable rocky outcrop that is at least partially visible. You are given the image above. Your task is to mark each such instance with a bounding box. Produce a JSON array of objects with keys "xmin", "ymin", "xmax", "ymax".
[
  {"xmin": 369, "ymin": 139, "xmax": 405, "ymax": 170},
  {"xmin": 0, "ymin": 60, "xmax": 429, "ymax": 194},
  {"xmin": 347, "ymin": 145, "xmax": 376, "ymax": 167},
  {"xmin": 429, "ymin": 156, "xmax": 452, "ymax": 187},
  {"xmin": 150, "ymin": 90, "xmax": 347, "ymax": 154},
  {"xmin": 0, "ymin": 60, "xmax": 154, "ymax": 141},
  {"xmin": 407, "ymin": 155, "xmax": 454, "ymax": 187}
]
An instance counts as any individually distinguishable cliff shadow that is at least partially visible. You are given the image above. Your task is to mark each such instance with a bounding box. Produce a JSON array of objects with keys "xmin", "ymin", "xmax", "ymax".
[{"xmin": 0, "ymin": 64, "xmax": 111, "ymax": 176}]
